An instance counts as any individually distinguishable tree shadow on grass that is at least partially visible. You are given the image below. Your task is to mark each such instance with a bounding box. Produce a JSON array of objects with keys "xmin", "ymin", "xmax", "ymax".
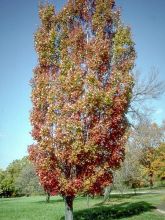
[
  {"xmin": 34, "ymin": 197, "xmax": 64, "ymax": 204},
  {"xmin": 0, "ymin": 198, "xmax": 15, "ymax": 202},
  {"xmin": 33, "ymin": 195, "xmax": 92, "ymax": 205},
  {"xmin": 106, "ymin": 192, "xmax": 155, "ymax": 199},
  {"xmin": 61, "ymin": 201, "xmax": 155, "ymax": 220}
]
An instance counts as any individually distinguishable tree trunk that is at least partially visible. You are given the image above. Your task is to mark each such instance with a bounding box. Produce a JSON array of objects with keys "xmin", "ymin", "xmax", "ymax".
[
  {"xmin": 149, "ymin": 171, "xmax": 154, "ymax": 189},
  {"xmin": 134, "ymin": 187, "xmax": 137, "ymax": 195},
  {"xmin": 149, "ymin": 175, "xmax": 153, "ymax": 189},
  {"xmin": 87, "ymin": 194, "xmax": 89, "ymax": 208},
  {"xmin": 103, "ymin": 185, "xmax": 112, "ymax": 203},
  {"xmin": 64, "ymin": 196, "xmax": 74, "ymax": 220},
  {"xmin": 46, "ymin": 192, "xmax": 50, "ymax": 203}
]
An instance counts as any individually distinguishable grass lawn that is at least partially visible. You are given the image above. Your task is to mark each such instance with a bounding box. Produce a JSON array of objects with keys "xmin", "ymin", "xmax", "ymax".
[{"xmin": 0, "ymin": 192, "xmax": 165, "ymax": 220}]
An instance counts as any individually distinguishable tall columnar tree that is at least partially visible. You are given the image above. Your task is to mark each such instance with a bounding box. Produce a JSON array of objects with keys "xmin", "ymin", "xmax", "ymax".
[{"xmin": 28, "ymin": 1, "xmax": 135, "ymax": 219}]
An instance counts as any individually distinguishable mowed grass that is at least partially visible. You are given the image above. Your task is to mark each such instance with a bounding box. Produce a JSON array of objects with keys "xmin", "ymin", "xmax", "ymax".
[{"xmin": 0, "ymin": 192, "xmax": 165, "ymax": 220}]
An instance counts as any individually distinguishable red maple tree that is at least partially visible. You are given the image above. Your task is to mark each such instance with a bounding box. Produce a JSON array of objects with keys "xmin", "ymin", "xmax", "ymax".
[{"xmin": 28, "ymin": 1, "xmax": 135, "ymax": 219}]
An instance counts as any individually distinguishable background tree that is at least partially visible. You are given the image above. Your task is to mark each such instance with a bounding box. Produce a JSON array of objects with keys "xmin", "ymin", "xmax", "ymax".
[
  {"xmin": 130, "ymin": 119, "xmax": 164, "ymax": 149},
  {"xmin": 152, "ymin": 143, "xmax": 165, "ymax": 183},
  {"xmin": 28, "ymin": 1, "xmax": 135, "ymax": 219},
  {"xmin": 0, "ymin": 169, "xmax": 5, "ymax": 197},
  {"xmin": 114, "ymin": 145, "xmax": 144, "ymax": 194},
  {"xmin": 129, "ymin": 68, "xmax": 165, "ymax": 121},
  {"xmin": 0, "ymin": 157, "xmax": 44, "ymax": 198},
  {"xmin": 140, "ymin": 147, "xmax": 156, "ymax": 188},
  {"xmin": 15, "ymin": 163, "xmax": 44, "ymax": 196},
  {"xmin": 129, "ymin": 118, "xmax": 165, "ymax": 188},
  {"xmin": 104, "ymin": 142, "xmax": 144, "ymax": 201},
  {"xmin": 0, "ymin": 174, "xmax": 14, "ymax": 197},
  {"xmin": 104, "ymin": 119, "xmax": 165, "ymax": 199},
  {"xmin": 0, "ymin": 157, "xmax": 28, "ymax": 197}
]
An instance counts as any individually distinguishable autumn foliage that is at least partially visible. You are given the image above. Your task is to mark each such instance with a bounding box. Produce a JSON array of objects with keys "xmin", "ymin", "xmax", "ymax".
[
  {"xmin": 153, "ymin": 143, "xmax": 165, "ymax": 181},
  {"xmin": 28, "ymin": 0, "xmax": 135, "ymax": 217}
]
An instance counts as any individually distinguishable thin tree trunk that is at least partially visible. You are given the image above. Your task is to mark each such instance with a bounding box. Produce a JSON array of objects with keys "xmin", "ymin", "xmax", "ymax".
[
  {"xmin": 46, "ymin": 192, "xmax": 50, "ymax": 203},
  {"xmin": 87, "ymin": 194, "xmax": 89, "ymax": 208},
  {"xmin": 149, "ymin": 174, "xmax": 153, "ymax": 189},
  {"xmin": 64, "ymin": 196, "xmax": 74, "ymax": 220},
  {"xmin": 103, "ymin": 186, "xmax": 112, "ymax": 203},
  {"xmin": 134, "ymin": 187, "xmax": 137, "ymax": 195},
  {"xmin": 149, "ymin": 170, "xmax": 154, "ymax": 189}
]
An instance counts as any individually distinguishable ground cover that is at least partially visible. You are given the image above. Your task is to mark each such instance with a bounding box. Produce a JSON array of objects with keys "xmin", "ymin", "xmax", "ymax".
[{"xmin": 0, "ymin": 192, "xmax": 165, "ymax": 220}]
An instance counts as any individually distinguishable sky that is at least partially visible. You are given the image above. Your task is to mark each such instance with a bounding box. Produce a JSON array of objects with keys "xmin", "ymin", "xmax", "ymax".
[{"xmin": 0, "ymin": 0, "xmax": 165, "ymax": 169}]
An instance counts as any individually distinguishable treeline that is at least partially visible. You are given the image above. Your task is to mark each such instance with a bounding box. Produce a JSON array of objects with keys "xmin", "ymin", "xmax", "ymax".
[{"xmin": 0, "ymin": 157, "xmax": 44, "ymax": 197}]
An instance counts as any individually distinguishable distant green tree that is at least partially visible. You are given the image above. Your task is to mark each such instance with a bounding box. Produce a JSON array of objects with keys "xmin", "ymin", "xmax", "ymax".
[
  {"xmin": 0, "ymin": 157, "xmax": 44, "ymax": 197},
  {"xmin": 0, "ymin": 157, "xmax": 28, "ymax": 197},
  {"xmin": 0, "ymin": 169, "xmax": 5, "ymax": 196},
  {"xmin": 15, "ymin": 163, "xmax": 44, "ymax": 196},
  {"xmin": 7, "ymin": 157, "xmax": 28, "ymax": 178},
  {"xmin": 113, "ymin": 147, "xmax": 144, "ymax": 195},
  {"xmin": 0, "ymin": 172, "xmax": 15, "ymax": 197}
]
